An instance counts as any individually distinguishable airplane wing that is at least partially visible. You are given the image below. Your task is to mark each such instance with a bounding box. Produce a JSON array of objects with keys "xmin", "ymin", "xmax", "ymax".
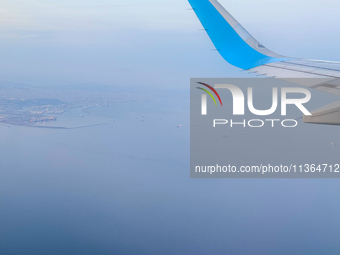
[{"xmin": 188, "ymin": 0, "xmax": 340, "ymax": 125}]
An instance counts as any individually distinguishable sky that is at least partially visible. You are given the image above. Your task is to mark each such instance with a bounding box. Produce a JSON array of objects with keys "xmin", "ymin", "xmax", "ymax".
[{"xmin": 1, "ymin": 0, "xmax": 340, "ymax": 87}]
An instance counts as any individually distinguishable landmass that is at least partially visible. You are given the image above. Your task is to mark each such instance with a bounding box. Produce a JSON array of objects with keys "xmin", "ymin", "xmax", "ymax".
[{"xmin": 0, "ymin": 82, "xmax": 149, "ymax": 127}]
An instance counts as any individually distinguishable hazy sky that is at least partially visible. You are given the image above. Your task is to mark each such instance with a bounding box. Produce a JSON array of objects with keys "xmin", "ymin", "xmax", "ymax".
[{"xmin": 1, "ymin": 0, "xmax": 340, "ymax": 87}]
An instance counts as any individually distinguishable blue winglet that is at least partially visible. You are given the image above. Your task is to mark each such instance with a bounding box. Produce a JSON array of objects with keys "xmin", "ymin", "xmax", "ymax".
[{"xmin": 188, "ymin": 0, "xmax": 289, "ymax": 69}]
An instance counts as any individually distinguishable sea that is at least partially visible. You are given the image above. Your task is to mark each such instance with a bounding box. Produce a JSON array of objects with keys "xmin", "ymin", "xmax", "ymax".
[{"xmin": 1, "ymin": 89, "xmax": 340, "ymax": 255}]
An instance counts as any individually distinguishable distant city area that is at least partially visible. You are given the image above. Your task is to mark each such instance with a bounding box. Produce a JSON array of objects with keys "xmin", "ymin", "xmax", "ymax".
[{"xmin": 0, "ymin": 82, "xmax": 149, "ymax": 127}]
